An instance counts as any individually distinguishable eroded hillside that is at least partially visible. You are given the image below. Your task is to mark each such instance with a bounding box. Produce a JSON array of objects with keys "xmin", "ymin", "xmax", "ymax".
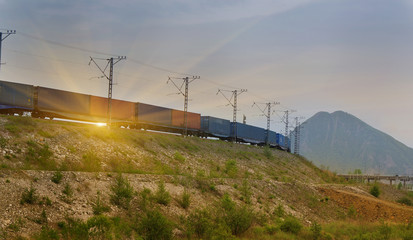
[{"xmin": 0, "ymin": 115, "xmax": 412, "ymax": 240}]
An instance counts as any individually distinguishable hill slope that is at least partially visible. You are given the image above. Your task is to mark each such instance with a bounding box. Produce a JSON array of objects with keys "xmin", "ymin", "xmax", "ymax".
[
  {"xmin": 1, "ymin": 115, "xmax": 412, "ymax": 239},
  {"xmin": 300, "ymin": 111, "xmax": 413, "ymax": 174}
]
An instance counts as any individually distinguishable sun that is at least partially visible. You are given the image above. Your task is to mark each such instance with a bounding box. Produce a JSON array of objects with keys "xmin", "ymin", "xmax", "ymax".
[{"xmin": 95, "ymin": 122, "xmax": 107, "ymax": 127}]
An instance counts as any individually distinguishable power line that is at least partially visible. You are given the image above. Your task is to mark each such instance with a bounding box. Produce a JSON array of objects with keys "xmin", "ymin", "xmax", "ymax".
[
  {"xmin": 252, "ymin": 101, "xmax": 280, "ymax": 145},
  {"xmin": 89, "ymin": 56, "xmax": 126, "ymax": 127},
  {"xmin": 217, "ymin": 88, "xmax": 247, "ymax": 142},
  {"xmin": 0, "ymin": 29, "xmax": 16, "ymax": 70},
  {"xmin": 19, "ymin": 32, "xmax": 118, "ymax": 57},
  {"xmin": 167, "ymin": 75, "xmax": 200, "ymax": 136}
]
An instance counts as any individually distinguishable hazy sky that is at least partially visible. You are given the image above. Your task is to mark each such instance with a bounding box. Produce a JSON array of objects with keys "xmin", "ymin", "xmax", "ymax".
[{"xmin": 1, "ymin": 0, "xmax": 413, "ymax": 147}]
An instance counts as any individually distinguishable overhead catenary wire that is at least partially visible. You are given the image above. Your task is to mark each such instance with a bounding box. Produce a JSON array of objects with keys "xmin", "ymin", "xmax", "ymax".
[{"xmin": 12, "ymin": 31, "xmax": 297, "ymax": 114}]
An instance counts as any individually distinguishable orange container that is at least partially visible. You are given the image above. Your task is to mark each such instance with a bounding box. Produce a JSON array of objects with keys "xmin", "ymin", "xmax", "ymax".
[
  {"xmin": 171, "ymin": 109, "xmax": 201, "ymax": 130},
  {"xmin": 90, "ymin": 96, "xmax": 135, "ymax": 121}
]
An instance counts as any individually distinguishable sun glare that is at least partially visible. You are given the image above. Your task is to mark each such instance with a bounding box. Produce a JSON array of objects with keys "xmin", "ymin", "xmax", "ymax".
[{"xmin": 95, "ymin": 122, "xmax": 107, "ymax": 127}]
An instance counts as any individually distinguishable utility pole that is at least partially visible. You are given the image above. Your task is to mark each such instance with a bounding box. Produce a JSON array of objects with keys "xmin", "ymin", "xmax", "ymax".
[
  {"xmin": 252, "ymin": 101, "xmax": 280, "ymax": 145},
  {"xmin": 282, "ymin": 110, "xmax": 296, "ymax": 149},
  {"xmin": 167, "ymin": 76, "xmax": 200, "ymax": 136},
  {"xmin": 0, "ymin": 29, "xmax": 16, "ymax": 70},
  {"xmin": 294, "ymin": 117, "xmax": 300, "ymax": 154},
  {"xmin": 89, "ymin": 56, "xmax": 126, "ymax": 127},
  {"xmin": 217, "ymin": 88, "xmax": 247, "ymax": 142},
  {"xmin": 293, "ymin": 117, "xmax": 305, "ymax": 155}
]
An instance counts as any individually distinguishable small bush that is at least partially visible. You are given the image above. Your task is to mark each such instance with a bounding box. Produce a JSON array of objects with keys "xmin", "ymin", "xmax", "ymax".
[
  {"xmin": 59, "ymin": 217, "xmax": 89, "ymax": 239},
  {"xmin": 51, "ymin": 171, "xmax": 63, "ymax": 184},
  {"xmin": 20, "ymin": 185, "xmax": 38, "ymax": 204},
  {"xmin": 280, "ymin": 217, "xmax": 302, "ymax": 235},
  {"xmin": 138, "ymin": 209, "xmax": 173, "ymax": 240},
  {"xmin": 186, "ymin": 209, "xmax": 214, "ymax": 239},
  {"xmin": 225, "ymin": 160, "xmax": 238, "ymax": 178},
  {"xmin": 173, "ymin": 152, "xmax": 185, "ymax": 162},
  {"xmin": 81, "ymin": 152, "xmax": 101, "ymax": 172},
  {"xmin": 92, "ymin": 191, "xmax": 110, "ymax": 215},
  {"xmin": 220, "ymin": 194, "xmax": 254, "ymax": 236},
  {"xmin": 34, "ymin": 226, "xmax": 59, "ymax": 240},
  {"xmin": 397, "ymin": 197, "xmax": 412, "ymax": 206},
  {"xmin": 240, "ymin": 180, "xmax": 252, "ymax": 204},
  {"xmin": 179, "ymin": 189, "xmax": 191, "ymax": 209},
  {"xmin": 311, "ymin": 222, "xmax": 322, "ymax": 240},
  {"xmin": 370, "ymin": 185, "xmax": 380, "ymax": 198},
  {"xmin": 87, "ymin": 215, "xmax": 113, "ymax": 239},
  {"xmin": 25, "ymin": 141, "xmax": 55, "ymax": 170},
  {"xmin": 62, "ymin": 183, "xmax": 73, "ymax": 203},
  {"xmin": 263, "ymin": 146, "xmax": 273, "ymax": 159},
  {"xmin": 155, "ymin": 181, "xmax": 171, "ymax": 206},
  {"xmin": 0, "ymin": 136, "xmax": 7, "ymax": 149},
  {"xmin": 140, "ymin": 188, "xmax": 152, "ymax": 210},
  {"xmin": 397, "ymin": 182, "xmax": 403, "ymax": 190},
  {"xmin": 274, "ymin": 204, "xmax": 285, "ymax": 217},
  {"xmin": 110, "ymin": 174, "xmax": 134, "ymax": 209}
]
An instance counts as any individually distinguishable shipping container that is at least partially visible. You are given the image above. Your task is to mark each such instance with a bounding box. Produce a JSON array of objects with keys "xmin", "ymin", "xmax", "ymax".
[
  {"xmin": 37, "ymin": 87, "xmax": 90, "ymax": 115},
  {"xmin": 230, "ymin": 122, "xmax": 266, "ymax": 144},
  {"xmin": 90, "ymin": 96, "xmax": 135, "ymax": 121},
  {"xmin": 201, "ymin": 116, "xmax": 231, "ymax": 138},
  {"xmin": 268, "ymin": 131, "xmax": 277, "ymax": 146},
  {"xmin": 171, "ymin": 109, "xmax": 201, "ymax": 130},
  {"xmin": 276, "ymin": 133, "xmax": 285, "ymax": 147},
  {"xmin": 0, "ymin": 80, "xmax": 34, "ymax": 109},
  {"xmin": 135, "ymin": 103, "xmax": 172, "ymax": 126}
]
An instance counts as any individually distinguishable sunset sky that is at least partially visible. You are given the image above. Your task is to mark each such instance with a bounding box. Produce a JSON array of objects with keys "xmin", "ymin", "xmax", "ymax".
[{"xmin": 1, "ymin": 0, "xmax": 413, "ymax": 147}]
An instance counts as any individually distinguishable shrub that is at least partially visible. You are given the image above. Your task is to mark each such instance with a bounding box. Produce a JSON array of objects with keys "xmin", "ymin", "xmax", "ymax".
[
  {"xmin": 59, "ymin": 217, "xmax": 89, "ymax": 239},
  {"xmin": 81, "ymin": 152, "xmax": 101, "ymax": 172},
  {"xmin": 20, "ymin": 185, "xmax": 38, "ymax": 204},
  {"xmin": 240, "ymin": 180, "xmax": 252, "ymax": 204},
  {"xmin": 92, "ymin": 191, "xmax": 110, "ymax": 215},
  {"xmin": 263, "ymin": 146, "xmax": 273, "ymax": 159},
  {"xmin": 370, "ymin": 185, "xmax": 380, "ymax": 198},
  {"xmin": 220, "ymin": 194, "xmax": 254, "ymax": 236},
  {"xmin": 0, "ymin": 136, "xmax": 7, "ymax": 149},
  {"xmin": 280, "ymin": 217, "xmax": 302, "ymax": 235},
  {"xmin": 397, "ymin": 182, "xmax": 403, "ymax": 190},
  {"xmin": 274, "ymin": 204, "xmax": 285, "ymax": 217},
  {"xmin": 179, "ymin": 189, "xmax": 191, "ymax": 209},
  {"xmin": 225, "ymin": 160, "xmax": 238, "ymax": 178},
  {"xmin": 173, "ymin": 152, "xmax": 185, "ymax": 162},
  {"xmin": 25, "ymin": 141, "xmax": 54, "ymax": 170},
  {"xmin": 311, "ymin": 222, "xmax": 322, "ymax": 240},
  {"xmin": 140, "ymin": 188, "xmax": 152, "ymax": 210},
  {"xmin": 397, "ymin": 197, "xmax": 412, "ymax": 206},
  {"xmin": 110, "ymin": 174, "xmax": 134, "ymax": 209},
  {"xmin": 87, "ymin": 215, "xmax": 113, "ymax": 239},
  {"xmin": 51, "ymin": 171, "xmax": 63, "ymax": 184},
  {"xmin": 155, "ymin": 181, "xmax": 171, "ymax": 206},
  {"xmin": 138, "ymin": 209, "xmax": 173, "ymax": 240},
  {"xmin": 186, "ymin": 209, "xmax": 214, "ymax": 239},
  {"xmin": 34, "ymin": 226, "xmax": 59, "ymax": 240}
]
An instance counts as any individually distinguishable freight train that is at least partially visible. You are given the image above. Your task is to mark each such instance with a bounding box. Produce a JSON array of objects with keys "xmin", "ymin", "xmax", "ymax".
[{"xmin": 0, "ymin": 80, "xmax": 291, "ymax": 150}]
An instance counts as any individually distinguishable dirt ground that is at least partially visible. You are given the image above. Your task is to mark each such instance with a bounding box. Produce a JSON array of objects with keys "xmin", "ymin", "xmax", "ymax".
[{"xmin": 318, "ymin": 186, "xmax": 413, "ymax": 223}]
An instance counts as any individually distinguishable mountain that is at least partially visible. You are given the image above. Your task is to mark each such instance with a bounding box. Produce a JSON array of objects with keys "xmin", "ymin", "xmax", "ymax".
[{"xmin": 299, "ymin": 111, "xmax": 413, "ymax": 175}]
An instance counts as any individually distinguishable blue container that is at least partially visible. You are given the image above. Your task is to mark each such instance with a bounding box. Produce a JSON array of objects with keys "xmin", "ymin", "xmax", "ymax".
[
  {"xmin": 201, "ymin": 116, "xmax": 230, "ymax": 138},
  {"xmin": 136, "ymin": 102, "xmax": 172, "ymax": 126},
  {"xmin": 0, "ymin": 80, "xmax": 34, "ymax": 110},
  {"xmin": 268, "ymin": 131, "xmax": 277, "ymax": 146},
  {"xmin": 230, "ymin": 122, "xmax": 266, "ymax": 144},
  {"xmin": 285, "ymin": 136, "xmax": 291, "ymax": 150},
  {"xmin": 276, "ymin": 133, "xmax": 285, "ymax": 147}
]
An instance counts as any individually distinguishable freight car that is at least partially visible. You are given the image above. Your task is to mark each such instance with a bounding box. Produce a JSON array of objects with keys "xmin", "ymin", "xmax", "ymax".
[{"xmin": 0, "ymin": 80, "xmax": 291, "ymax": 150}]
